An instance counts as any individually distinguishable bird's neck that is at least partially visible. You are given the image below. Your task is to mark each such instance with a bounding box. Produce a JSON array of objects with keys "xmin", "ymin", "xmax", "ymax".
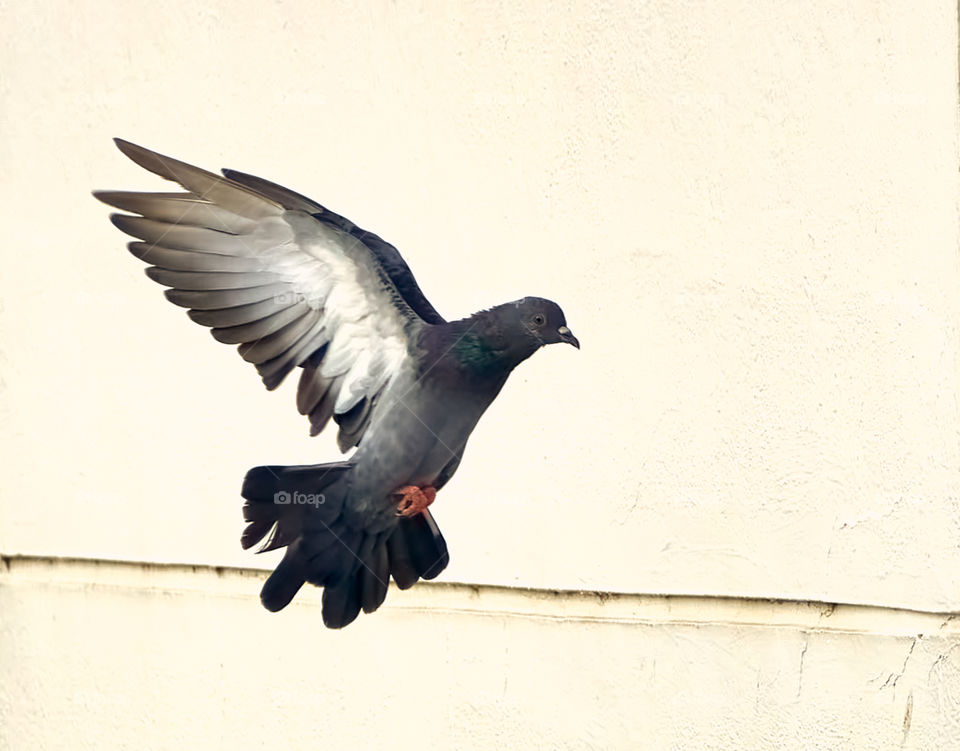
[{"xmin": 445, "ymin": 309, "xmax": 540, "ymax": 376}]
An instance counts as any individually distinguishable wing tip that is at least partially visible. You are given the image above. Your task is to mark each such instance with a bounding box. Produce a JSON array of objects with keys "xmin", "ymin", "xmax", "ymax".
[
  {"xmin": 113, "ymin": 137, "xmax": 142, "ymax": 158},
  {"xmin": 112, "ymin": 138, "xmax": 150, "ymax": 167},
  {"xmin": 91, "ymin": 189, "xmax": 114, "ymax": 206},
  {"xmin": 144, "ymin": 266, "xmax": 171, "ymax": 286},
  {"xmin": 126, "ymin": 241, "xmax": 150, "ymax": 261},
  {"xmin": 109, "ymin": 212, "xmax": 134, "ymax": 232},
  {"xmin": 110, "ymin": 138, "xmax": 185, "ymax": 183},
  {"xmin": 163, "ymin": 288, "xmax": 187, "ymax": 307}
]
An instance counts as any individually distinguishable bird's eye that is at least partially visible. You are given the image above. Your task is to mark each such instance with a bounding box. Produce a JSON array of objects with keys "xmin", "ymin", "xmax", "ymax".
[{"xmin": 532, "ymin": 314, "xmax": 546, "ymax": 326}]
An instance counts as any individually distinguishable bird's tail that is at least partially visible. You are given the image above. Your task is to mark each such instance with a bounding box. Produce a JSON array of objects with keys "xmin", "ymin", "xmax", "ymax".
[{"xmin": 240, "ymin": 462, "xmax": 450, "ymax": 628}]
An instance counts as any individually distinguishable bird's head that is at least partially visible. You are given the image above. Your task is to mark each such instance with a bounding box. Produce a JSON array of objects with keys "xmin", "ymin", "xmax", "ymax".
[
  {"xmin": 451, "ymin": 296, "xmax": 579, "ymax": 375},
  {"xmin": 511, "ymin": 296, "xmax": 580, "ymax": 350}
]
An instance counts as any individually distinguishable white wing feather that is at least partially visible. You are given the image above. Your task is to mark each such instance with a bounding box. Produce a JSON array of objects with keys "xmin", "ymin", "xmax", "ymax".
[{"xmin": 95, "ymin": 140, "xmax": 417, "ymax": 440}]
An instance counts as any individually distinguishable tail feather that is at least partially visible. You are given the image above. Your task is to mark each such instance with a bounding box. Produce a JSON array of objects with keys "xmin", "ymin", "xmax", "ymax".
[
  {"xmin": 241, "ymin": 461, "xmax": 351, "ymax": 503},
  {"xmin": 360, "ymin": 534, "xmax": 390, "ymax": 614},
  {"xmin": 303, "ymin": 523, "xmax": 363, "ymax": 588},
  {"xmin": 385, "ymin": 519, "xmax": 419, "ymax": 590},
  {"xmin": 254, "ymin": 520, "xmax": 298, "ymax": 554},
  {"xmin": 240, "ymin": 461, "xmax": 350, "ymax": 551},
  {"xmin": 389, "ymin": 511, "xmax": 450, "ymax": 583},
  {"xmin": 241, "ymin": 460, "xmax": 450, "ymax": 626},
  {"xmin": 321, "ymin": 575, "xmax": 362, "ymax": 629},
  {"xmin": 240, "ymin": 519, "xmax": 274, "ymax": 550},
  {"xmin": 260, "ymin": 541, "xmax": 308, "ymax": 612},
  {"xmin": 319, "ymin": 533, "xmax": 377, "ymax": 628}
]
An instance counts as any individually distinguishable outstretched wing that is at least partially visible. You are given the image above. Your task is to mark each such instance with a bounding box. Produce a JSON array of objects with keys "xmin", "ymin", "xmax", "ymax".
[
  {"xmin": 95, "ymin": 139, "xmax": 435, "ymax": 449},
  {"xmin": 220, "ymin": 168, "xmax": 446, "ymax": 327},
  {"xmin": 217, "ymin": 167, "xmax": 447, "ymax": 450}
]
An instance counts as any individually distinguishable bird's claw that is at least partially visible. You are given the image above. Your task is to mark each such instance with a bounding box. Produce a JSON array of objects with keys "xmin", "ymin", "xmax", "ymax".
[{"xmin": 394, "ymin": 485, "xmax": 437, "ymax": 517}]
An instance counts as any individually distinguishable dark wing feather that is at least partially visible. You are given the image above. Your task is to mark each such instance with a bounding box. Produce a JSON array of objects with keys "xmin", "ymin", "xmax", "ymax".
[{"xmin": 222, "ymin": 168, "xmax": 446, "ymax": 326}]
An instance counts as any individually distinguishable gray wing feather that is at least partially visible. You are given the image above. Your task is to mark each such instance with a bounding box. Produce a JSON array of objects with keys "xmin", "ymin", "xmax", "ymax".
[
  {"xmin": 164, "ymin": 283, "xmax": 290, "ymax": 310},
  {"xmin": 187, "ymin": 297, "xmax": 295, "ymax": 328},
  {"xmin": 97, "ymin": 140, "xmax": 418, "ymax": 437},
  {"xmin": 128, "ymin": 243, "xmax": 264, "ymax": 273}
]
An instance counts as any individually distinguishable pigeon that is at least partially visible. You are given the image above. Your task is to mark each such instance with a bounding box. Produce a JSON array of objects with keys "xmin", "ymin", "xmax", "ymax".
[{"xmin": 94, "ymin": 140, "xmax": 579, "ymax": 628}]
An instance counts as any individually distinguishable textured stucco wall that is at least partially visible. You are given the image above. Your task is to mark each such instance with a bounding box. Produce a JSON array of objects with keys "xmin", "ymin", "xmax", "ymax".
[
  {"xmin": 3, "ymin": 557, "xmax": 960, "ymax": 751},
  {"xmin": 1, "ymin": 0, "xmax": 959, "ymax": 748}
]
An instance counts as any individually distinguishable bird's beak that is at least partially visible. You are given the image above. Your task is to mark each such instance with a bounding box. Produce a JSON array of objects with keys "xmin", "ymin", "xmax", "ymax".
[{"xmin": 557, "ymin": 326, "xmax": 580, "ymax": 350}]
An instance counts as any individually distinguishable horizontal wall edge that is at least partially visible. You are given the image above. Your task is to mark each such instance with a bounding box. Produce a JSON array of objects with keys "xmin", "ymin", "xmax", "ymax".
[{"xmin": 3, "ymin": 553, "xmax": 958, "ymax": 637}]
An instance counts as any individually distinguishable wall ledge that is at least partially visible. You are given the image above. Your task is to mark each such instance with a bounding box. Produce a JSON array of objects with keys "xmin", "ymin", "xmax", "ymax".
[{"xmin": 3, "ymin": 553, "xmax": 958, "ymax": 636}]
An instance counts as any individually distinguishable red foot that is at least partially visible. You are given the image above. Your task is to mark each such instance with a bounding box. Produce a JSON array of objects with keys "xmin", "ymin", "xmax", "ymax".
[{"xmin": 394, "ymin": 485, "xmax": 437, "ymax": 517}]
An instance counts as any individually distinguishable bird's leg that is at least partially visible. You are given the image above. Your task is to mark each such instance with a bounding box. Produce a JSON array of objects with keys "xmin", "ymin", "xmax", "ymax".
[{"xmin": 393, "ymin": 485, "xmax": 437, "ymax": 517}]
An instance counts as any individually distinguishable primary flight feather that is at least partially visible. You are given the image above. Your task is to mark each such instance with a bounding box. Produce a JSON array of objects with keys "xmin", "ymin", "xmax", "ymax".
[{"xmin": 95, "ymin": 140, "xmax": 579, "ymax": 628}]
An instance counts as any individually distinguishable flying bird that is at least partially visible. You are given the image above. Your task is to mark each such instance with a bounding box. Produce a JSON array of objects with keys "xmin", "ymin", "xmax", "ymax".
[{"xmin": 95, "ymin": 140, "xmax": 579, "ymax": 628}]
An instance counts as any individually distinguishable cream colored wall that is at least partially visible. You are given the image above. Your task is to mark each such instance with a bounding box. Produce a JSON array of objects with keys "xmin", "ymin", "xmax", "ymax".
[
  {"xmin": 1, "ymin": 1, "xmax": 959, "ymax": 749},
  {"xmin": 4, "ymin": 557, "xmax": 959, "ymax": 751}
]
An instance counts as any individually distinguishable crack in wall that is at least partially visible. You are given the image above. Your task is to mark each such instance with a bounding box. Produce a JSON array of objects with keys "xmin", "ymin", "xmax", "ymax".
[
  {"xmin": 796, "ymin": 633, "xmax": 810, "ymax": 699},
  {"xmin": 881, "ymin": 636, "xmax": 921, "ymax": 698}
]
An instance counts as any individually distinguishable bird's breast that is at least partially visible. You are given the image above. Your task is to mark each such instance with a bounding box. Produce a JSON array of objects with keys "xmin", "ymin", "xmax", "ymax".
[{"xmin": 344, "ymin": 370, "xmax": 499, "ymax": 520}]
